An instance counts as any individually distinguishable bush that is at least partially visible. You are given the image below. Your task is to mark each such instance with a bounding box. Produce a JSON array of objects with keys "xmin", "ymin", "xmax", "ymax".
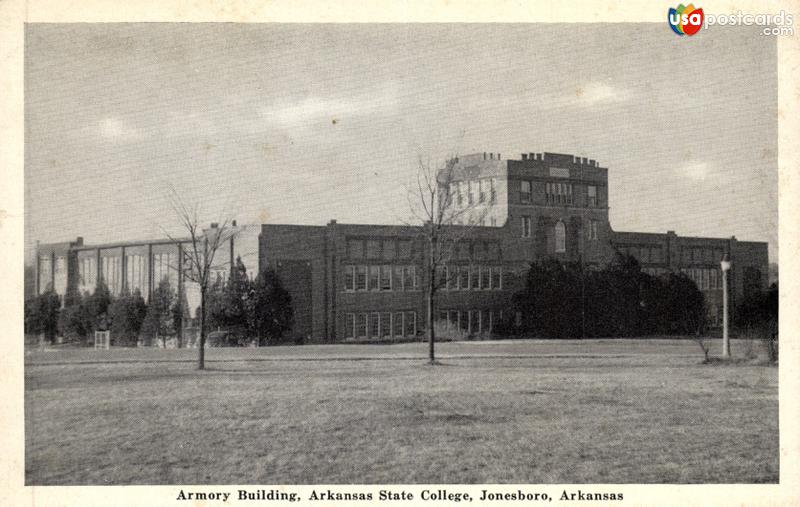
[
  {"xmin": 108, "ymin": 289, "xmax": 147, "ymax": 347},
  {"xmin": 24, "ymin": 290, "xmax": 61, "ymax": 344}
]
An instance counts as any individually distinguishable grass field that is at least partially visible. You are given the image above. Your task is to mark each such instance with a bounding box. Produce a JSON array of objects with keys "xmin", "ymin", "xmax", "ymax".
[{"xmin": 24, "ymin": 339, "xmax": 778, "ymax": 485}]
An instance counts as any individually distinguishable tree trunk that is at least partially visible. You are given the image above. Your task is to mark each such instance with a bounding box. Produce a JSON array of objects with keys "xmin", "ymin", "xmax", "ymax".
[
  {"xmin": 198, "ymin": 287, "xmax": 206, "ymax": 370},
  {"xmin": 428, "ymin": 238, "xmax": 436, "ymax": 364}
]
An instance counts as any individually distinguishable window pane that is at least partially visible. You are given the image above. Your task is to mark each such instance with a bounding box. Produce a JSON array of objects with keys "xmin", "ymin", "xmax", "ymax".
[
  {"xmin": 398, "ymin": 240, "xmax": 412, "ymax": 258},
  {"xmin": 380, "ymin": 312, "xmax": 391, "ymax": 337},
  {"xmin": 404, "ymin": 312, "xmax": 416, "ymax": 336},
  {"xmin": 459, "ymin": 266, "xmax": 469, "ymax": 289},
  {"xmin": 344, "ymin": 266, "xmax": 355, "ymax": 291},
  {"xmin": 357, "ymin": 314, "xmax": 368, "ymax": 338},
  {"xmin": 393, "ymin": 265, "xmax": 404, "ymax": 291},
  {"xmin": 369, "ymin": 313, "xmax": 380, "ymax": 338},
  {"xmin": 393, "ymin": 312, "xmax": 404, "ymax": 337},
  {"xmin": 381, "ymin": 265, "xmax": 392, "ymax": 290},
  {"xmin": 356, "ymin": 266, "xmax": 367, "ymax": 290},
  {"xmin": 481, "ymin": 266, "xmax": 491, "ymax": 289},
  {"xmin": 369, "ymin": 266, "xmax": 380, "ymax": 290},
  {"xmin": 345, "ymin": 314, "xmax": 355, "ymax": 339}
]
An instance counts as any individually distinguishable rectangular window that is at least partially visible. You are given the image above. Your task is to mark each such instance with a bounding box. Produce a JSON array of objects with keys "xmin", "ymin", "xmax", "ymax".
[
  {"xmin": 467, "ymin": 180, "xmax": 474, "ymax": 205},
  {"xmin": 588, "ymin": 220, "xmax": 599, "ymax": 240},
  {"xmin": 448, "ymin": 311, "xmax": 459, "ymax": 329},
  {"xmin": 393, "ymin": 265, "xmax": 404, "ymax": 291},
  {"xmin": 520, "ymin": 180, "xmax": 531, "ymax": 203},
  {"xmin": 459, "ymin": 265, "xmax": 469, "ymax": 290},
  {"xmin": 446, "ymin": 266, "xmax": 457, "ymax": 290},
  {"xmin": 456, "ymin": 182, "xmax": 463, "ymax": 206},
  {"xmin": 369, "ymin": 312, "xmax": 380, "ymax": 338},
  {"xmin": 492, "ymin": 266, "xmax": 502, "ymax": 290},
  {"xmin": 369, "ymin": 266, "xmax": 380, "ymax": 290},
  {"xmin": 521, "ymin": 216, "xmax": 531, "ymax": 238},
  {"xmin": 380, "ymin": 265, "xmax": 392, "ymax": 291},
  {"xmin": 483, "ymin": 310, "xmax": 493, "ymax": 334},
  {"xmin": 344, "ymin": 266, "xmax": 355, "ymax": 291},
  {"xmin": 404, "ymin": 312, "xmax": 416, "ymax": 336},
  {"xmin": 470, "ymin": 310, "xmax": 480, "ymax": 334},
  {"xmin": 345, "ymin": 314, "xmax": 355, "ymax": 339},
  {"xmin": 393, "ymin": 312, "xmax": 404, "ymax": 337},
  {"xmin": 356, "ymin": 266, "xmax": 367, "ymax": 291},
  {"xmin": 587, "ymin": 185, "xmax": 597, "ymax": 207},
  {"xmin": 403, "ymin": 266, "xmax": 416, "ymax": 290},
  {"xmin": 471, "ymin": 265, "xmax": 480, "ymax": 289},
  {"xmin": 380, "ymin": 312, "xmax": 391, "ymax": 337},
  {"xmin": 478, "ymin": 179, "xmax": 486, "ymax": 203},
  {"xmin": 436, "ymin": 265, "xmax": 447, "ymax": 289},
  {"xmin": 490, "ymin": 178, "xmax": 497, "ymax": 204},
  {"xmin": 481, "ymin": 266, "xmax": 491, "ymax": 289},
  {"xmin": 357, "ymin": 313, "xmax": 368, "ymax": 338}
]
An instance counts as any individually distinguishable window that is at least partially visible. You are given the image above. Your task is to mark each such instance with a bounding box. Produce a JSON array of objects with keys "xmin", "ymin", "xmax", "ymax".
[
  {"xmin": 555, "ymin": 221, "xmax": 566, "ymax": 253},
  {"xmin": 355, "ymin": 266, "xmax": 367, "ymax": 290},
  {"xmin": 520, "ymin": 181, "xmax": 531, "ymax": 203},
  {"xmin": 380, "ymin": 312, "xmax": 391, "ymax": 337},
  {"xmin": 446, "ymin": 265, "xmax": 457, "ymax": 290},
  {"xmin": 369, "ymin": 312, "xmax": 380, "ymax": 338},
  {"xmin": 467, "ymin": 180, "xmax": 474, "ymax": 205},
  {"xmin": 588, "ymin": 220, "xmax": 599, "ymax": 241},
  {"xmin": 491, "ymin": 266, "xmax": 502, "ymax": 289},
  {"xmin": 469, "ymin": 310, "xmax": 480, "ymax": 334},
  {"xmin": 380, "ymin": 265, "xmax": 392, "ymax": 291},
  {"xmin": 587, "ymin": 185, "xmax": 597, "ymax": 207},
  {"xmin": 478, "ymin": 179, "xmax": 486, "ymax": 203},
  {"xmin": 393, "ymin": 265, "xmax": 404, "ymax": 291},
  {"xmin": 403, "ymin": 266, "xmax": 417, "ymax": 290},
  {"xmin": 448, "ymin": 310, "xmax": 459, "ymax": 330},
  {"xmin": 369, "ymin": 266, "xmax": 380, "ymax": 290},
  {"xmin": 344, "ymin": 266, "xmax": 355, "ymax": 291},
  {"xmin": 489, "ymin": 178, "xmax": 497, "ymax": 204},
  {"xmin": 481, "ymin": 266, "xmax": 491, "ymax": 289},
  {"xmin": 547, "ymin": 182, "xmax": 574, "ymax": 205},
  {"xmin": 404, "ymin": 312, "xmax": 416, "ymax": 336},
  {"xmin": 521, "ymin": 216, "xmax": 532, "ymax": 238},
  {"xmin": 357, "ymin": 314, "xmax": 368, "ymax": 338},
  {"xmin": 471, "ymin": 265, "xmax": 480, "ymax": 289},
  {"xmin": 393, "ymin": 312, "xmax": 404, "ymax": 337},
  {"xmin": 436, "ymin": 265, "xmax": 447, "ymax": 288},
  {"xmin": 456, "ymin": 182, "xmax": 463, "ymax": 206},
  {"xmin": 459, "ymin": 265, "xmax": 469, "ymax": 289},
  {"xmin": 345, "ymin": 314, "xmax": 355, "ymax": 339}
]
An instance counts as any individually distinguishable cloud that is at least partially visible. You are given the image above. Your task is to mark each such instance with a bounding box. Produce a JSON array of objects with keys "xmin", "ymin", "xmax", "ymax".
[
  {"xmin": 570, "ymin": 81, "xmax": 629, "ymax": 107},
  {"xmin": 98, "ymin": 117, "xmax": 143, "ymax": 141},
  {"xmin": 261, "ymin": 85, "xmax": 399, "ymax": 128},
  {"xmin": 679, "ymin": 161, "xmax": 710, "ymax": 181}
]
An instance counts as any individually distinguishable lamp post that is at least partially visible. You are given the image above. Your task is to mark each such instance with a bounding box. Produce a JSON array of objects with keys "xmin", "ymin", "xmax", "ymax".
[{"xmin": 720, "ymin": 254, "xmax": 732, "ymax": 358}]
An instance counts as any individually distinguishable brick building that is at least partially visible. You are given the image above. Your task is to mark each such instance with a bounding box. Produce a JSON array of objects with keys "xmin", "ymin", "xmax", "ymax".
[{"xmin": 35, "ymin": 152, "xmax": 769, "ymax": 343}]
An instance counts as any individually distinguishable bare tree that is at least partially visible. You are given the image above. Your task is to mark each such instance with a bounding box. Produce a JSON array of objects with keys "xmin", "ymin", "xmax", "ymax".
[
  {"xmin": 406, "ymin": 154, "xmax": 487, "ymax": 364},
  {"xmin": 164, "ymin": 187, "xmax": 239, "ymax": 370}
]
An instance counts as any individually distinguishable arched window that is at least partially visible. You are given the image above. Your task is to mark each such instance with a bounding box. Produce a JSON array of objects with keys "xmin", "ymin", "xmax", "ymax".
[{"xmin": 554, "ymin": 221, "xmax": 566, "ymax": 253}]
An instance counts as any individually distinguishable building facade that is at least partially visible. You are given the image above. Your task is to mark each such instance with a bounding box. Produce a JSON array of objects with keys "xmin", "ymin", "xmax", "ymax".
[{"xmin": 35, "ymin": 152, "xmax": 769, "ymax": 343}]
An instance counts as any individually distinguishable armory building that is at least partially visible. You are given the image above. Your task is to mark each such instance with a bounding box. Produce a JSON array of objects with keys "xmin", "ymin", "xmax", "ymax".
[{"xmin": 35, "ymin": 152, "xmax": 769, "ymax": 344}]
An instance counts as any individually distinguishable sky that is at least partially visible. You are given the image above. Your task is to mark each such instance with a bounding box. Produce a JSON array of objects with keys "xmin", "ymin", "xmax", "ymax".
[{"xmin": 24, "ymin": 23, "xmax": 778, "ymax": 262}]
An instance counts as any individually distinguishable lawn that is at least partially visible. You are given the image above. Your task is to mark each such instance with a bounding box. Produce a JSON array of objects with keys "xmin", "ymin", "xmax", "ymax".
[{"xmin": 24, "ymin": 339, "xmax": 778, "ymax": 484}]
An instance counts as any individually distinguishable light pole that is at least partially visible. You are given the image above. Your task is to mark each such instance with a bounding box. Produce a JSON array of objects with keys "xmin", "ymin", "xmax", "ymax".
[{"xmin": 720, "ymin": 254, "xmax": 732, "ymax": 358}]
